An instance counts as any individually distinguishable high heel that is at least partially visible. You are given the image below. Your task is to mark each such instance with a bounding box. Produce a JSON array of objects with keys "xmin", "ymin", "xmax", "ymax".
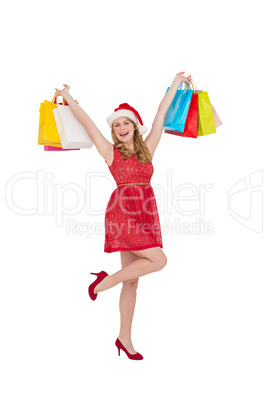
[
  {"xmin": 115, "ymin": 338, "xmax": 143, "ymax": 360},
  {"xmin": 88, "ymin": 271, "xmax": 108, "ymax": 301}
]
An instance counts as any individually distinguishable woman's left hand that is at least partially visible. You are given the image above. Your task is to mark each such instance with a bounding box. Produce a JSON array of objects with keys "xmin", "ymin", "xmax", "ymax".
[{"xmin": 173, "ymin": 72, "xmax": 192, "ymax": 84}]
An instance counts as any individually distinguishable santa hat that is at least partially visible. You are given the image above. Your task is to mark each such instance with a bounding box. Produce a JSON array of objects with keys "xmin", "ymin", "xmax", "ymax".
[{"xmin": 106, "ymin": 103, "xmax": 147, "ymax": 135}]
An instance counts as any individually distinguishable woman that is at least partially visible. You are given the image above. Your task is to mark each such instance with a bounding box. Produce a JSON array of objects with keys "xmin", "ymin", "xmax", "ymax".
[{"xmin": 55, "ymin": 71, "xmax": 191, "ymax": 360}]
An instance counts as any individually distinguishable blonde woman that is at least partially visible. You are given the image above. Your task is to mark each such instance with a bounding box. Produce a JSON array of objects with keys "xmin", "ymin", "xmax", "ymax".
[{"xmin": 55, "ymin": 72, "xmax": 191, "ymax": 360}]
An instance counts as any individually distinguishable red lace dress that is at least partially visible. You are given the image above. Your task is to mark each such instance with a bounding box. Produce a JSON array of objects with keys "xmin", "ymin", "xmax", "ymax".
[{"xmin": 104, "ymin": 144, "xmax": 163, "ymax": 253}]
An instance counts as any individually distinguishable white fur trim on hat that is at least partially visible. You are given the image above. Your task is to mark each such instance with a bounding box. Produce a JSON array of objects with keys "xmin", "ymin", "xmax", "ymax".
[{"xmin": 106, "ymin": 110, "xmax": 147, "ymax": 136}]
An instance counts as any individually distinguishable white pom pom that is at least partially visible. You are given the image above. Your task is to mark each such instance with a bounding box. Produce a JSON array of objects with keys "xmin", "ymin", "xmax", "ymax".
[{"xmin": 138, "ymin": 125, "xmax": 147, "ymax": 135}]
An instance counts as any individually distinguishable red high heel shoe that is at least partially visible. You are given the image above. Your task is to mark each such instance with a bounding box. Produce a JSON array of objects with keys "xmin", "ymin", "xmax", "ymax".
[
  {"xmin": 115, "ymin": 338, "xmax": 143, "ymax": 360},
  {"xmin": 88, "ymin": 271, "xmax": 108, "ymax": 301}
]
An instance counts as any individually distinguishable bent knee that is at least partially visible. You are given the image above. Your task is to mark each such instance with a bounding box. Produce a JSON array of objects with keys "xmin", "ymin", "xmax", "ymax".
[
  {"xmin": 122, "ymin": 278, "xmax": 139, "ymax": 289},
  {"xmin": 155, "ymin": 254, "xmax": 168, "ymax": 271}
]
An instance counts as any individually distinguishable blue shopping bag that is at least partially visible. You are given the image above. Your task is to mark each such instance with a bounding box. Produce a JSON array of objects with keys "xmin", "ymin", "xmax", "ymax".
[{"xmin": 163, "ymin": 83, "xmax": 193, "ymax": 132}]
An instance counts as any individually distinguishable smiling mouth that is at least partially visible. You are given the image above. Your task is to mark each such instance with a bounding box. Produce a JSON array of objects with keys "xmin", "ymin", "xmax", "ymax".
[{"xmin": 119, "ymin": 132, "xmax": 129, "ymax": 137}]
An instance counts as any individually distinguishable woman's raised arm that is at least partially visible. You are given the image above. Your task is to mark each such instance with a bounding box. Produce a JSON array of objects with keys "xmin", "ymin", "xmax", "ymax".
[
  {"xmin": 144, "ymin": 73, "xmax": 191, "ymax": 157},
  {"xmin": 55, "ymin": 85, "xmax": 113, "ymax": 161}
]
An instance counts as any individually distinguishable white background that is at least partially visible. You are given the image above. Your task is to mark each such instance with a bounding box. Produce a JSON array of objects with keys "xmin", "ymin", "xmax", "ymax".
[{"xmin": 1, "ymin": 0, "xmax": 267, "ymax": 401}]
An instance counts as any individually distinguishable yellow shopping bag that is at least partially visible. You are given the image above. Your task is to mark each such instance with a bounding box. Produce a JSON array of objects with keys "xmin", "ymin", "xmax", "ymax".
[
  {"xmin": 38, "ymin": 92, "xmax": 66, "ymax": 147},
  {"xmin": 197, "ymin": 91, "xmax": 216, "ymax": 136}
]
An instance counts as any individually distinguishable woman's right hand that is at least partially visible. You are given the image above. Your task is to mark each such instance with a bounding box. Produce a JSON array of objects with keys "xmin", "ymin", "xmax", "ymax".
[{"xmin": 55, "ymin": 84, "xmax": 70, "ymax": 97}]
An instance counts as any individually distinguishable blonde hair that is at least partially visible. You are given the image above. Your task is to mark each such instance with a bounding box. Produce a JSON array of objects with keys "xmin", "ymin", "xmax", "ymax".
[{"xmin": 111, "ymin": 117, "xmax": 152, "ymax": 165}]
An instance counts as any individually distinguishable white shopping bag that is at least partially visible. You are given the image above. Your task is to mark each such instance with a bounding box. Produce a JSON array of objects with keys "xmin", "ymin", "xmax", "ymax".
[{"xmin": 53, "ymin": 104, "xmax": 94, "ymax": 149}]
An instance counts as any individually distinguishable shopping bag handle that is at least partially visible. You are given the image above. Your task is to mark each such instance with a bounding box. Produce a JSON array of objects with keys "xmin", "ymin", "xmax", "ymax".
[
  {"xmin": 52, "ymin": 91, "xmax": 67, "ymax": 105},
  {"xmin": 184, "ymin": 81, "xmax": 195, "ymax": 91},
  {"xmin": 179, "ymin": 81, "xmax": 195, "ymax": 91},
  {"xmin": 189, "ymin": 80, "xmax": 199, "ymax": 93},
  {"xmin": 178, "ymin": 82, "xmax": 189, "ymax": 90}
]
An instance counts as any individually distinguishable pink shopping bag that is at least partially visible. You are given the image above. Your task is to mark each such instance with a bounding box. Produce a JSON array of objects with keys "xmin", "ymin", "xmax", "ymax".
[{"xmin": 44, "ymin": 146, "xmax": 79, "ymax": 151}]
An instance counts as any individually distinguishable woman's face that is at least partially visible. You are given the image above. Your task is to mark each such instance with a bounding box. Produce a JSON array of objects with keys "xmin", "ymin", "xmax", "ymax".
[{"xmin": 113, "ymin": 117, "xmax": 135, "ymax": 143}]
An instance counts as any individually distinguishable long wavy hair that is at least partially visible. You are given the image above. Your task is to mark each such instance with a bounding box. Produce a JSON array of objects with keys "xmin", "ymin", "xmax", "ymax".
[{"xmin": 111, "ymin": 117, "xmax": 152, "ymax": 165}]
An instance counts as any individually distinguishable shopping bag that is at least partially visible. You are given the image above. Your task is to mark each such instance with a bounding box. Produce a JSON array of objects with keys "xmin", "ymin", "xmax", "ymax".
[
  {"xmin": 38, "ymin": 93, "xmax": 65, "ymax": 147},
  {"xmin": 44, "ymin": 146, "xmax": 79, "ymax": 151},
  {"xmin": 211, "ymin": 104, "xmax": 222, "ymax": 128},
  {"xmin": 197, "ymin": 90, "xmax": 216, "ymax": 136},
  {"xmin": 165, "ymin": 83, "xmax": 198, "ymax": 138},
  {"xmin": 189, "ymin": 81, "xmax": 216, "ymax": 136},
  {"xmin": 53, "ymin": 104, "xmax": 94, "ymax": 149},
  {"xmin": 163, "ymin": 82, "xmax": 193, "ymax": 132},
  {"xmin": 191, "ymin": 81, "xmax": 222, "ymax": 129}
]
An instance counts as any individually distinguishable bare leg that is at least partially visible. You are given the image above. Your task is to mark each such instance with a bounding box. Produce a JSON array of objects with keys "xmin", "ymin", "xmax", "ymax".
[
  {"xmin": 94, "ymin": 247, "xmax": 167, "ymax": 294},
  {"xmin": 117, "ymin": 251, "xmax": 140, "ymax": 354}
]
